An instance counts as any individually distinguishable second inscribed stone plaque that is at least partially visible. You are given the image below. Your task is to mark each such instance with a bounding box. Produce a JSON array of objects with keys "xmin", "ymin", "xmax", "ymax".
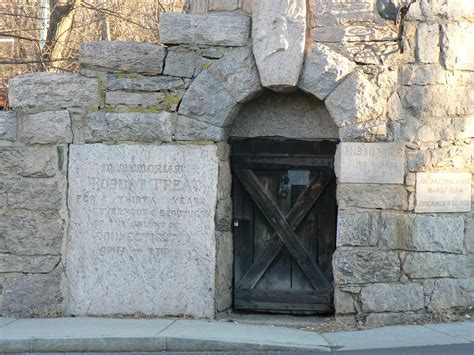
[
  {"xmin": 66, "ymin": 144, "xmax": 218, "ymax": 317},
  {"xmin": 415, "ymin": 172, "xmax": 472, "ymax": 213},
  {"xmin": 336, "ymin": 143, "xmax": 405, "ymax": 184}
]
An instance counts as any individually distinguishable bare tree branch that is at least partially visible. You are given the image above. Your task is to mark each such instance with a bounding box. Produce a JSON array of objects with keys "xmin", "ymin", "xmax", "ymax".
[
  {"xmin": 0, "ymin": 57, "xmax": 78, "ymax": 65},
  {"xmin": 80, "ymin": 1, "xmax": 151, "ymax": 30},
  {"xmin": 0, "ymin": 12, "xmax": 42, "ymax": 20},
  {"xmin": 0, "ymin": 33, "xmax": 39, "ymax": 42},
  {"xmin": 0, "ymin": 0, "xmax": 184, "ymax": 85}
]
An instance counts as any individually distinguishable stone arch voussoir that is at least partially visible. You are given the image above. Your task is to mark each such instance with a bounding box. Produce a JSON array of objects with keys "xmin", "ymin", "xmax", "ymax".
[
  {"xmin": 177, "ymin": 42, "xmax": 389, "ymax": 142},
  {"xmin": 177, "ymin": 46, "xmax": 263, "ymax": 140},
  {"xmin": 297, "ymin": 43, "xmax": 389, "ymax": 142}
]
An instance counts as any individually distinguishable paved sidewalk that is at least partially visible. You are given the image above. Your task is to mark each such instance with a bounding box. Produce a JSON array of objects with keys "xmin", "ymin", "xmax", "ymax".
[{"xmin": 0, "ymin": 317, "xmax": 472, "ymax": 352}]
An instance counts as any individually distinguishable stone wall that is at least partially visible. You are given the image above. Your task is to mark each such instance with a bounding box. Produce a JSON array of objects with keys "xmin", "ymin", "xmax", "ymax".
[
  {"xmin": 319, "ymin": 0, "xmax": 474, "ymax": 326},
  {"xmin": 1, "ymin": 0, "xmax": 473, "ymax": 325}
]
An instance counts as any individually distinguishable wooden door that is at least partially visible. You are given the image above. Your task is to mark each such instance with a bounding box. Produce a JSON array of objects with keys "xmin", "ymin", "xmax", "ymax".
[{"xmin": 232, "ymin": 139, "xmax": 337, "ymax": 314}]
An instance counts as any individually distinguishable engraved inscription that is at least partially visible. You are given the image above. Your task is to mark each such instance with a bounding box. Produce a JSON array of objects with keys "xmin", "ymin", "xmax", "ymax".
[
  {"xmin": 66, "ymin": 144, "xmax": 218, "ymax": 317},
  {"xmin": 336, "ymin": 143, "xmax": 405, "ymax": 184},
  {"xmin": 415, "ymin": 173, "xmax": 472, "ymax": 213},
  {"xmin": 315, "ymin": 0, "xmax": 379, "ymax": 25}
]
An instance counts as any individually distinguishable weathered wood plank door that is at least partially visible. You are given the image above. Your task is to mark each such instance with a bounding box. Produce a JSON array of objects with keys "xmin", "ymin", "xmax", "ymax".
[{"xmin": 232, "ymin": 139, "xmax": 337, "ymax": 314}]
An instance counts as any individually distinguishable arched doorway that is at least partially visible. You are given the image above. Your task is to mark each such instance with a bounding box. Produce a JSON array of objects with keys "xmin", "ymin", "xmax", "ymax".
[{"xmin": 229, "ymin": 91, "xmax": 339, "ymax": 314}]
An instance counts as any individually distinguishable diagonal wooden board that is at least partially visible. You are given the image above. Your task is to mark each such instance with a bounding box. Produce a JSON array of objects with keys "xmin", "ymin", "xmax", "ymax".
[
  {"xmin": 234, "ymin": 169, "xmax": 333, "ymax": 291},
  {"xmin": 236, "ymin": 171, "xmax": 334, "ymax": 290}
]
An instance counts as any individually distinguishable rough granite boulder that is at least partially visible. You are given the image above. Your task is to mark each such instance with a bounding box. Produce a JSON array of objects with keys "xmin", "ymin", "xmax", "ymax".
[
  {"xmin": 378, "ymin": 213, "xmax": 465, "ymax": 253},
  {"xmin": 105, "ymin": 91, "xmax": 167, "ymax": 108},
  {"xmin": 105, "ymin": 74, "xmax": 188, "ymax": 92},
  {"xmin": 336, "ymin": 211, "xmax": 375, "ymax": 247},
  {"xmin": 215, "ymin": 198, "xmax": 232, "ymax": 231},
  {"xmin": 178, "ymin": 70, "xmax": 239, "ymax": 127},
  {"xmin": 208, "ymin": 47, "xmax": 262, "ymax": 103},
  {"xmin": 338, "ymin": 120, "xmax": 388, "ymax": 141},
  {"xmin": 209, "ymin": 0, "xmax": 240, "ymax": 11},
  {"xmin": 83, "ymin": 111, "xmax": 173, "ymax": 143},
  {"xmin": 4, "ymin": 180, "xmax": 64, "ymax": 211},
  {"xmin": 164, "ymin": 49, "xmax": 198, "ymax": 78},
  {"xmin": 0, "ymin": 111, "xmax": 17, "ymax": 141},
  {"xmin": 0, "ymin": 210, "xmax": 64, "ymax": 255},
  {"xmin": 325, "ymin": 72, "xmax": 385, "ymax": 127},
  {"xmin": 299, "ymin": 43, "xmax": 356, "ymax": 100},
  {"xmin": 0, "ymin": 255, "xmax": 60, "ymax": 273},
  {"xmin": 403, "ymin": 253, "xmax": 472, "ymax": 279},
  {"xmin": 215, "ymin": 231, "xmax": 233, "ymax": 311},
  {"xmin": 337, "ymin": 184, "xmax": 408, "ymax": 210},
  {"xmin": 80, "ymin": 41, "xmax": 166, "ymax": 75},
  {"xmin": 428, "ymin": 278, "xmax": 474, "ymax": 310},
  {"xmin": 178, "ymin": 46, "xmax": 264, "ymax": 127},
  {"xmin": 8, "ymin": 72, "xmax": 99, "ymax": 109},
  {"xmin": 160, "ymin": 12, "xmax": 251, "ymax": 46},
  {"xmin": 3, "ymin": 274, "xmax": 63, "ymax": 317},
  {"xmin": 416, "ymin": 23, "xmax": 439, "ymax": 64},
  {"xmin": 400, "ymin": 64, "xmax": 447, "ymax": 86},
  {"xmin": 334, "ymin": 288, "xmax": 357, "ymax": 314},
  {"xmin": 175, "ymin": 115, "xmax": 225, "ymax": 141},
  {"xmin": 333, "ymin": 248, "xmax": 400, "ymax": 285},
  {"xmin": 441, "ymin": 22, "xmax": 474, "ymax": 71},
  {"xmin": 360, "ymin": 283, "xmax": 425, "ymax": 312},
  {"xmin": 20, "ymin": 110, "xmax": 72, "ymax": 145},
  {"xmin": 0, "ymin": 147, "xmax": 57, "ymax": 178}
]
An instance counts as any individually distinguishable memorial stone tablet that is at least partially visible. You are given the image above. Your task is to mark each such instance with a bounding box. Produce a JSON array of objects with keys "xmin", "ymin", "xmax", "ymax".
[
  {"xmin": 315, "ymin": 0, "xmax": 378, "ymax": 25},
  {"xmin": 415, "ymin": 172, "xmax": 472, "ymax": 213},
  {"xmin": 336, "ymin": 142, "xmax": 405, "ymax": 184},
  {"xmin": 66, "ymin": 144, "xmax": 218, "ymax": 317}
]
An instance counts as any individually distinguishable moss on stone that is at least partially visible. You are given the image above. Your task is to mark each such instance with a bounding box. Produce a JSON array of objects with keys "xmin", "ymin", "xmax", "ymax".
[
  {"xmin": 201, "ymin": 61, "xmax": 214, "ymax": 70},
  {"xmin": 113, "ymin": 72, "xmax": 141, "ymax": 79},
  {"xmin": 175, "ymin": 140, "xmax": 215, "ymax": 145},
  {"xmin": 97, "ymin": 74, "xmax": 107, "ymax": 109},
  {"xmin": 164, "ymin": 94, "xmax": 182, "ymax": 111},
  {"xmin": 104, "ymin": 105, "xmax": 163, "ymax": 113},
  {"xmin": 86, "ymin": 106, "xmax": 100, "ymax": 113}
]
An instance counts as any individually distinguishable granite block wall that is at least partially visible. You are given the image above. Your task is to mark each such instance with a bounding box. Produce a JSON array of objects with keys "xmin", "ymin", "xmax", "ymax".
[{"xmin": 0, "ymin": 0, "xmax": 472, "ymax": 325}]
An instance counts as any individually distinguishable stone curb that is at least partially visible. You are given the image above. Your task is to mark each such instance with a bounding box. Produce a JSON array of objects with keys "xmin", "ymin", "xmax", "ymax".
[
  {"xmin": 0, "ymin": 318, "xmax": 472, "ymax": 353},
  {"xmin": 320, "ymin": 322, "xmax": 474, "ymax": 351},
  {"xmin": 0, "ymin": 317, "xmax": 332, "ymax": 353},
  {"xmin": 0, "ymin": 336, "xmax": 331, "ymax": 353}
]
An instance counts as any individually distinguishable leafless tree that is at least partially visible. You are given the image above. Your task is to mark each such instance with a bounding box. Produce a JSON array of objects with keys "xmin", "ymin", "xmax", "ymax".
[{"xmin": 0, "ymin": 0, "xmax": 184, "ymax": 88}]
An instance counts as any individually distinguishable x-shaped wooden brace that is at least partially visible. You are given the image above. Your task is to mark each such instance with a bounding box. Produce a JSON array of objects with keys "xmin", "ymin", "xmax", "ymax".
[{"xmin": 234, "ymin": 169, "xmax": 333, "ymax": 292}]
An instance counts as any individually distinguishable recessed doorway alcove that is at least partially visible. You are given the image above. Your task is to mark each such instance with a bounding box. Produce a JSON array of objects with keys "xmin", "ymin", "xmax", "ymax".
[
  {"xmin": 229, "ymin": 90, "xmax": 340, "ymax": 140},
  {"xmin": 225, "ymin": 90, "xmax": 340, "ymax": 314}
]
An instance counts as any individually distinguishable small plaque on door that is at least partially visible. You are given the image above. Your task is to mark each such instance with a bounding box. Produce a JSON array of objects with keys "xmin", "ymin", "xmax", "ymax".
[{"xmin": 288, "ymin": 170, "xmax": 310, "ymax": 186}]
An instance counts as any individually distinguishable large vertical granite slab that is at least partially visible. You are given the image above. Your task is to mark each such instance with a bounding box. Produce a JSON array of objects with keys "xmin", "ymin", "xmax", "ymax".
[
  {"xmin": 66, "ymin": 144, "xmax": 218, "ymax": 318},
  {"xmin": 252, "ymin": 0, "xmax": 306, "ymax": 91}
]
